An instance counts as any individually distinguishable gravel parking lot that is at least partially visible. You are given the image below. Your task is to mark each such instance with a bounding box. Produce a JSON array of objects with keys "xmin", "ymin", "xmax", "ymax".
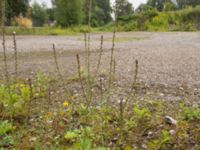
[{"xmin": 1, "ymin": 32, "xmax": 200, "ymax": 86}]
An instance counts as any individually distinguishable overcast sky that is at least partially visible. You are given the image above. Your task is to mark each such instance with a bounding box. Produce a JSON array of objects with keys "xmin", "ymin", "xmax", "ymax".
[{"xmin": 30, "ymin": 0, "xmax": 148, "ymax": 9}]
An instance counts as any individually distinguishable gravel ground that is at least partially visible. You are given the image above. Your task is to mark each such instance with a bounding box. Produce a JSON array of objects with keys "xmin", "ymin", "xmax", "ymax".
[{"xmin": 1, "ymin": 32, "xmax": 200, "ymax": 86}]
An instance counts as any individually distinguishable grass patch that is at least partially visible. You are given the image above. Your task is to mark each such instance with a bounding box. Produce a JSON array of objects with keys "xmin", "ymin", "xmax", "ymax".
[{"xmin": 4, "ymin": 26, "xmax": 94, "ymax": 36}]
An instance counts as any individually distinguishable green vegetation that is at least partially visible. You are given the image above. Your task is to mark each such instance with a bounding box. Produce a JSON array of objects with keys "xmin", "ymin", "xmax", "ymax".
[
  {"xmin": 3, "ymin": 26, "xmax": 92, "ymax": 35},
  {"xmin": 1, "ymin": 79, "xmax": 199, "ymax": 149},
  {"xmin": 115, "ymin": 5, "xmax": 200, "ymax": 31},
  {"xmin": 53, "ymin": 0, "xmax": 83, "ymax": 26},
  {"xmin": 32, "ymin": 2, "xmax": 49, "ymax": 27},
  {"xmin": 0, "ymin": 0, "xmax": 29, "ymax": 25},
  {"xmin": 0, "ymin": 83, "xmax": 30, "ymax": 116},
  {"xmin": 0, "ymin": 120, "xmax": 14, "ymax": 147},
  {"xmin": 1, "ymin": 0, "xmax": 200, "ymax": 32},
  {"xmin": 2, "ymin": 5, "xmax": 200, "ymax": 35}
]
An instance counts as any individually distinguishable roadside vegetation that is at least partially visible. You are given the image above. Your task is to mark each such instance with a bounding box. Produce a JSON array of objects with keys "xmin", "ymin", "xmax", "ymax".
[{"xmin": 1, "ymin": 0, "xmax": 200, "ymax": 35}]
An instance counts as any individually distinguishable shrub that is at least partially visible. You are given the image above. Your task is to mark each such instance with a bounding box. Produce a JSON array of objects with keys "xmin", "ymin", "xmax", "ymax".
[{"xmin": 145, "ymin": 13, "xmax": 169, "ymax": 31}]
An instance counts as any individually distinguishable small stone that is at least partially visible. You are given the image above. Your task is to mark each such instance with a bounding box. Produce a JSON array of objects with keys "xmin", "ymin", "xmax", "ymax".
[
  {"xmin": 142, "ymin": 144, "xmax": 147, "ymax": 149},
  {"xmin": 148, "ymin": 131, "xmax": 153, "ymax": 136},
  {"xmin": 118, "ymin": 97, "xmax": 126, "ymax": 104},
  {"xmin": 165, "ymin": 116, "xmax": 177, "ymax": 125},
  {"xmin": 169, "ymin": 130, "xmax": 176, "ymax": 135},
  {"xmin": 47, "ymin": 120, "xmax": 53, "ymax": 124},
  {"xmin": 159, "ymin": 93, "xmax": 164, "ymax": 97},
  {"xmin": 30, "ymin": 137, "xmax": 37, "ymax": 142},
  {"xmin": 159, "ymin": 124, "xmax": 164, "ymax": 129}
]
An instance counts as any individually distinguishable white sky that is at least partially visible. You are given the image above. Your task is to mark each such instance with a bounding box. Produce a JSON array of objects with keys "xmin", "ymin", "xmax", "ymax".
[{"xmin": 30, "ymin": 0, "xmax": 148, "ymax": 9}]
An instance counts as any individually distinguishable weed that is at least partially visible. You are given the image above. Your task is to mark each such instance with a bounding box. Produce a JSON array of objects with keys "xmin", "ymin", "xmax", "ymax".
[
  {"xmin": 133, "ymin": 105, "xmax": 152, "ymax": 120},
  {"xmin": 0, "ymin": 120, "xmax": 14, "ymax": 148},
  {"xmin": 12, "ymin": 31, "xmax": 18, "ymax": 82},
  {"xmin": 147, "ymin": 130, "xmax": 171, "ymax": 150},
  {"xmin": 76, "ymin": 54, "xmax": 88, "ymax": 106},
  {"xmin": 180, "ymin": 105, "xmax": 200, "ymax": 121},
  {"xmin": 0, "ymin": 120, "xmax": 13, "ymax": 135},
  {"xmin": 33, "ymin": 71, "xmax": 49, "ymax": 97},
  {"xmin": 95, "ymin": 35, "xmax": 104, "ymax": 78},
  {"xmin": 0, "ymin": 83, "xmax": 30, "ymax": 117}
]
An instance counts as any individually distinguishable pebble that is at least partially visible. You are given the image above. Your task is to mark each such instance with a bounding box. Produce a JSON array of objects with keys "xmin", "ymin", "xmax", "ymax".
[
  {"xmin": 29, "ymin": 137, "xmax": 37, "ymax": 142},
  {"xmin": 169, "ymin": 130, "xmax": 176, "ymax": 135},
  {"xmin": 165, "ymin": 116, "xmax": 177, "ymax": 125},
  {"xmin": 148, "ymin": 131, "xmax": 153, "ymax": 137}
]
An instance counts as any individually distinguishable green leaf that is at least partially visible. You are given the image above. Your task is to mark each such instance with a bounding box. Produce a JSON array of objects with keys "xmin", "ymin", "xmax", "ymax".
[{"xmin": 0, "ymin": 120, "xmax": 13, "ymax": 136}]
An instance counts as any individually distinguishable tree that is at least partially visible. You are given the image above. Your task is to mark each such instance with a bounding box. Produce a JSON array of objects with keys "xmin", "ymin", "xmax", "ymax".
[
  {"xmin": 53, "ymin": 0, "xmax": 83, "ymax": 27},
  {"xmin": 147, "ymin": 0, "xmax": 165, "ymax": 11},
  {"xmin": 0, "ymin": 0, "xmax": 4, "ymax": 26},
  {"xmin": 6, "ymin": 0, "xmax": 30, "ymax": 25},
  {"xmin": 47, "ymin": 8, "xmax": 55, "ymax": 22},
  {"xmin": 177, "ymin": 0, "xmax": 200, "ymax": 8},
  {"xmin": 82, "ymin": 0, "xmax": 112, "ymax": 26},
  {"xmin": 83, "ymin": 0, "xmax": 95, "ymax": 25},
  {"xmin": 0, "ymin": 1, "xmax": 2, "ymax": 25},
  {"xmin": 96, "ymin": 0, "xmax": 112, "ymax": 25},
  {"xmin": 32, "ymin": 2, "xmax": 48, "ymax": 27},
  {"xmin": 188, "ymin": 0, "xmax": 200, "ymax": 7},
  {"xmin": 117, "ymin": 0, "xmax": 134, "ymax": 17},
  {"xmin": 147, "ymin": 0, "xmax": 177, "ymax": 11}
]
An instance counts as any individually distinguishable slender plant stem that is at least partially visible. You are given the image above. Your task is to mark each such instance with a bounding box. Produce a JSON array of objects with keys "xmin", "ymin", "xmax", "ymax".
[
  {"xmin": 108, "ymin": 31, "xmax": 116, "ymax": 89},
  {"xmin": 113, "ymin": 58, "xmax": 116, "ymax": 79},
  {"xmin": 13, "ymin": 31, "xmax": 18, "ymax": 81},
  {"xmin": 52, "ymin": 43, "xmax": 69, "ymax": 95},
  {"xmin": 27, "ymin": 78, "xmax": 33, "ymax": 117},
  {"xmin": 28, "ymin": 78, "xmax": 33, "ymax": 101},
  {"xmin": 124, "ymin": 60, "xmax": 139, "ymax": 107},
  {"xmin": 95, "ymin": 35, "xmax": 104, "ymax": 77},
  {"xmin": 134, "ymin": 60, "xmax": 138, "ymax": 84},
  {"xmin": 1, "ymin": 0, "xmax": 10, "ymax": 90},
  {"xmin": 108, "ymin": 0, "xmax": 119, "ymax": 102},
  {"xmin": 84, "ymin": 32, "xmax": 88, "ymax": 65},
  {"xmin": 86, "ymin": 0, "xmax": 93, "ymax": 102},
  {"xmin": 1, "ymin": 0, "xmax": 12, "ymax": 120},
  {"xmin": 53, "ymin": 44, "xmax": 62, "ymax": 78},
  {"xmin": 76, "ymin": 54, "xmax": 89, "ymax": 107},
  {"xmin": 99, "ymin": 76, "xmax": 103, "ymax": 101},
  {"xmin": 119, "ymin": 98, "xmax": 124, "ymax": 127}
]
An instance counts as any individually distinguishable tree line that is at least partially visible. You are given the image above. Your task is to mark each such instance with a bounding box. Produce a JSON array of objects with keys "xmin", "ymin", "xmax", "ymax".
[
  {"xmin": 0, "ymin": 0, "xmax": 133, "ymax": 27},
  {"xmin": 0, "ymin": 0, "xmax": 200, "ymax": 27}
]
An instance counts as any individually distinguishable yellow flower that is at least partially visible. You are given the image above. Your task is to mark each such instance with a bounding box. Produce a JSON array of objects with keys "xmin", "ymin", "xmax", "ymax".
[{"xmin": 63, "ymin": 101, "xmax": 69, "ymax": 107}]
